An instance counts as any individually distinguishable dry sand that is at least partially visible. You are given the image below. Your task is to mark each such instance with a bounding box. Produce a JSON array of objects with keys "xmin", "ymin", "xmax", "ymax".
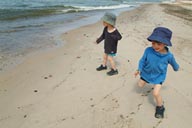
[{"xmin": 0, "ymin": 3, "xmax": 192, "ymax": 128}]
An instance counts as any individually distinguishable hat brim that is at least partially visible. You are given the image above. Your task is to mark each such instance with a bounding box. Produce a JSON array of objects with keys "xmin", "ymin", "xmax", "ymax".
[
  {"xmin": 147, "ymin": 35, "xmax": 172, "ymax": 46},
  {"xmin": 101, "ymin": 17, "xmax": 115, "ymax": 26}
]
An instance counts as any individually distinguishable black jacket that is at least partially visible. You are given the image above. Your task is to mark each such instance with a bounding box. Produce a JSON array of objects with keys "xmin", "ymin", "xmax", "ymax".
[{"xmin": 96, "ymin": 27, "xmax": 122, "ymax": 54}]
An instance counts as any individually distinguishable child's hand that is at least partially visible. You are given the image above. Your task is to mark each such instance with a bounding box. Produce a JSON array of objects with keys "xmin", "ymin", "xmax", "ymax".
[
  {"xmin": 134, "ymin": 70, "xmax": 140, "ymax": 77},
  {"xmin": 94, "ymin": 38, "xmax": 98, "ymax": 44}
]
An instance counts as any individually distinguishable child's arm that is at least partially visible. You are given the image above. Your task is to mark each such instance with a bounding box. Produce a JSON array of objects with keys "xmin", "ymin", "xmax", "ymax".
[
  {"xmin": 169, "ymin": 54, "xmax": 179, "ymax": 71},
  {"xmin": 138, "ymin": 48, "xmax": 148, "ymax": 72},
  {"xmin": 96, "ymin": 27, "xmax": 106, "ymax": 44},
  {"xmin": 110, "ymin": 30, "xmax": 122, "ymax": 41},
  {"xmin": 134, "ymin": 70, "xmax": 140, "ymax": 77},
  {"xmin": 135, "ymin": 48, "xmax": 148, "ymax": 77}
]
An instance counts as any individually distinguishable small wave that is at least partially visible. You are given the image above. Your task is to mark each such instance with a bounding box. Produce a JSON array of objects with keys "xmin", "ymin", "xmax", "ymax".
[
  {"xmin": 62, "ymin": 4, "xmax": 134, "ymax": 13},
  {"xmin": 0, "ymin": 4, "xmax": 134, "ymax": 21},
  {"xmin": 0, "ymin": 5, "xmax": 79, "ymax": 20},
  {"xmin": 0, "ymin": 9, "xmax": 60, "ymax": 21}
]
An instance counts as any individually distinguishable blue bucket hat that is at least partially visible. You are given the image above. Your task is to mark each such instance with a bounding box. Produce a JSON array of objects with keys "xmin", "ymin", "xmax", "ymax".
[
  {"xmin": 147, "ymin": 27, "xmax": 172, "ymax": 46},
  {"xmin": 101, "ymin": 12, "xmax": 116, "ymax": 26}
]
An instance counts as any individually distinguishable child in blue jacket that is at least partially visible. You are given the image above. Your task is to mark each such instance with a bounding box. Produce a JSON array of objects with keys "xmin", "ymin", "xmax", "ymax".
[{"xmin": 134, "ymin": 27, "xmax": 179, "ymax": 118}]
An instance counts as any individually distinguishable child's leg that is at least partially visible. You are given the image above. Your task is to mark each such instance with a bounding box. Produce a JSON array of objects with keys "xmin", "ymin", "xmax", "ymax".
[
  {"xmin": 96, "ymin": 53, "xmax": 108, "ymax": 71},
  {"xmin": 102, "ymin": 53, "xmax": 108, "ymax": 66},
  {"xmin": 138, "ymin": 79, "xmax": 147, "ymax": 88},
  {"xmin": 135, "ymin": 79, "xmax": 146, "ymax": 94},
  {"xmin": 153, "ymin": 84, "xmax": 163, "ymax": 106},
  {"xmin": 108, "ymin": 56, "xmax": 116, "ymax": 70},
  {"xmin": 153, "ymin": 84, "xmax": 165, "ymax": 118},
  {"xmin": 106, "ymin": 55, "xmax": 118, "ymax": 76}
]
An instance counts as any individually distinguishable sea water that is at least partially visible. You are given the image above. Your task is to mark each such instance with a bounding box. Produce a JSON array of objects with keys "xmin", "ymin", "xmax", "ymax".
[{"xmin": 0, "ymin": 0, "xmax": 172, "ymax": 72}]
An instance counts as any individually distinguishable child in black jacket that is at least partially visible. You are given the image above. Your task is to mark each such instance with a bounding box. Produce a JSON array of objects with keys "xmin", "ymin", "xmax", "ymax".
[{"xmin": 95, "ymin": 12, "xmax": 122, "ymax": 76}]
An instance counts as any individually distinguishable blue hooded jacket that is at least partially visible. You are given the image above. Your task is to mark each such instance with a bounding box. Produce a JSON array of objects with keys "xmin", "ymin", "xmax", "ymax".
[{"xmin": 138, "ymin": 47, "xmax": 179, "ymax": 84}]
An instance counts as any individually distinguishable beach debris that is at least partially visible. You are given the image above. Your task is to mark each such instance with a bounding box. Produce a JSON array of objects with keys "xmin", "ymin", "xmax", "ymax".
[
  {"xmin": 120, "ymin": 114, "xmax": 124, "ymax": 119},
  {"xmin": 43, "ymin": 74, "xmax": 53, "ymax": 79},
  {"xmin": 76, "ymin": 56, "xmax": 81, "ymax": 59},
  {"xmin": 147, "ymin": 90, "xmax": 151, "ymax": 93},
  {"xmin": 24, "ymin": 115, "xmax": 27, "ymax": 118},
  {"xmin": 83, "ymin": 34, "xmax": 89, "ymax": 37},
  {"xmin": 62, "ymin": 118, "xmax": 66, "ymax": 121},
  {"xmin": 130, "ymin": 112, "xmax": 135, "ymax": 115},
  {"xmin": 34, "ymin": 90, "xmax": 38, "ymax": 93},
  {"xmin": 141, "ymin": 94, "xmax": 148, "ymax": 96}
]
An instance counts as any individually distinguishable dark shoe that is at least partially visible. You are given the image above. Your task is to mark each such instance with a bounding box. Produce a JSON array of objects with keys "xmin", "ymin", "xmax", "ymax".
[
  {"xmin": 96, "ymin": 65, "xmax": 107, "ymax": 71},
  {"xmin": 155, "ymin": 106, "xmax": 165, "ymax": 118},
  {"xmin": 107, "ymin": 69, "xmax": 118, "ymax": 76}
]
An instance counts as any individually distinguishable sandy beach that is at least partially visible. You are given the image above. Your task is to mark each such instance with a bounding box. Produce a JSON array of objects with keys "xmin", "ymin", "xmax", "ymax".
[{"xmin": 0, "ymin": 2, "xmax": 192, "ymax": 128}]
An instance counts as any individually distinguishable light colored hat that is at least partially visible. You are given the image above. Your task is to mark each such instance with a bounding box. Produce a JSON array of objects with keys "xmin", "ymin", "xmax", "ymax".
[{"xmin": 101, "ymin": 12, "xmax": 116, "ymax": 26}]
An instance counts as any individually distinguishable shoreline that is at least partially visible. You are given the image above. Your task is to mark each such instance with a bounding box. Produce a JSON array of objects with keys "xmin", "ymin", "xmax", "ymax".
[
  {"xmin": 0, "ymin": 6, "xmax": 137, "ymax": 74},
  {"xmin": 0, "ymin": 3, "xmax": 192, "ymax": 128}
]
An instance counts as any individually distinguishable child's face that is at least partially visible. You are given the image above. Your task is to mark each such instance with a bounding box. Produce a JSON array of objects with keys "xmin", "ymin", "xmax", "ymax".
[
  {"xmin": 103, "ymin": 21, "xmax": 108, "ymax": 27},
  {"xmin": 152, "ymin": 41, "xmax": 166, "ymax": 52}
]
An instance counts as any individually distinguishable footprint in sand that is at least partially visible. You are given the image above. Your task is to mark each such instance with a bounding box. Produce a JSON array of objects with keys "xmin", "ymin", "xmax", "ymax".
[
  {"xmin": 76, "ymin": 56, "xmax": 81, "ymax": 59},
  {"xmin": 101, "ymin": 97, "xmax": 120, "ymax": 111},
  {"xmin": 0, "ymin": 116, "xmax": 11, "ymax": 122},
  {"xmin": 137, "ymin": 103, "xmax": 143, "ymax": 110},
  {"xmin": 0, "ymin": 89, "xmax": 7, "ymax": 93},
  {"xmin": 141, "ymin": 88, "xmax": 153, "ymax": 96}
]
